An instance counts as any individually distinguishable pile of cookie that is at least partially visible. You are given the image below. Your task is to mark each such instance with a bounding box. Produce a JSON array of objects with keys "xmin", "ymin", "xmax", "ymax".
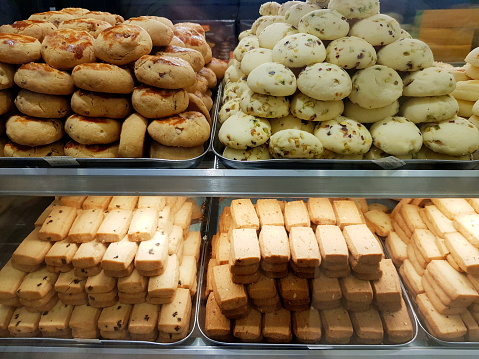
[
  {"xmin": 0, "ymin": 8, "xmax": 227, "ymax": 159},
  {"xmin": 204, "ymin": 198, "xmax": 415, "ymax": 344},
  {"xmin": 218, "ymin": 0, "xmax": 479, "ymax": 161},
  {"xmin": 384, "ymin": 198, "xmax": 479, "ymax": 342},
  {"xmin": 0, "ymin": 195, "xmax": 202, "ymax": 341}
]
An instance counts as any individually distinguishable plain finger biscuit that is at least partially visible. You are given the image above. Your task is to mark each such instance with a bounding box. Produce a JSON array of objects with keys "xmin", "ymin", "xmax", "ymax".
[
  {"xmin": 333, "ymin": 200, "xmax": 364, "ymax": 229},
  {"xmin": 0, "ymin": 34, "xmax": 41, "ymax": 64},
  {"xmin": 14, "ymin": 62, "xmax": 75, "ymax": 95},
  {"xmin": 233, "ymin": 307, "xmax": 262, "ymax": 341},
  {"xmin": 453, "ymin": 213, "xmax": 479, "ymax": 248},
  {"xmin": 315, "ymin": 225, "xmax": 349, "ymax": 265},
  {"xmin": 72, "ymin": 239, "xmax": 108, "ymax": 268},
  {"xmin": 96, "ymin": 209, "xmax": 133, "ymax": 243},
  {"xmin": 385, "ymin": 232, "xmax": 407, "ymax": 266},
  {"xmin": 123, "ymin": 16, "xmax": 173, "ymax": 47},
  {"xmin": 132, "ymin": 86, "xmax": 188, "ymax": 119},
  {"xmin": 320, "ymin": 306, "xmax": 353, "ymax": 344},
  {"xmin": 350, "ymin": 307, "xmax": 384, "ymax": 344},
  {"xmin": 0, "ymin": 261, "xmax": 27, "ymax": 300},
  {"xmin": 59, "ymin": 18, "xmax": 111, "ymax": 38},
  {"xmin": 68, "ymin": 208, "xmax": 104, "ymax": 243},
  {"xmin": 72, "ymin": 63, "xmax": 135, "ymax": 94},
  {"xmin": 256, "ymin": 199, "xmax": 284, "ymax": 227},
  {"xmin": 12, "ymin": 227, "xmax": 53, "ymax": 266},
  {"xmin": 70, "ymin": 89, "xmax": 131, "ymax": 119},
  {"xmin": 65, "ymin": 115, "xmax": 121, "ymax": 145},
  {"xmin": 263, "ymin": 308, "xmax": 292, "ymax": 343},
  {"xmin": 6, "ymin": 115, "xmax": 64, "ymax": 147}
]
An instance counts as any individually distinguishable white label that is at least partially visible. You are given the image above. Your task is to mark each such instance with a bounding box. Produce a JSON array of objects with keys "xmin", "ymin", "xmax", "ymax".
[
  {"xmin": 372, "ymin": 156, "xmax": 407, "ymax": 169},
  {"xmin": 44, "ymin": 156, "xmax": 80, "ymax": 167},
  {"xmin": 73, "ymin": 338, "xmax": 102, "ymax": 343}
]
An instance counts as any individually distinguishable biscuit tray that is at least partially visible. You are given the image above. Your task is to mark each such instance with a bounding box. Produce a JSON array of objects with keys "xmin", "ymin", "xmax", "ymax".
[{"xmin": 196, "ymin": 197, "xmax": 419, "ymax": 349}]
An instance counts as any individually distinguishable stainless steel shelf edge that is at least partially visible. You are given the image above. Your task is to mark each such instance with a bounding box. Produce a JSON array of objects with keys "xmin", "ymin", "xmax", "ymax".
[{"xmin": 0, "ymin": 167, "xmax": 477, "ymax": 197}]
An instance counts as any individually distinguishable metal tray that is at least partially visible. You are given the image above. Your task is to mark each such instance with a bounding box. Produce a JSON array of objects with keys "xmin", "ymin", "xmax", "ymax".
[{"xmin": 197, "ymin": 197, "xmax": 418, "ymax": 348}]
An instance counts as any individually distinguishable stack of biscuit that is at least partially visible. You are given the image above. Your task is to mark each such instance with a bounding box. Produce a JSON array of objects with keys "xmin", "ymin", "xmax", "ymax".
[
  {"xmin": 388, "ymin": 198, "xmax": 479, "ymax": 341},
  {"xmin": 204, "ymin": 197, "xmax": 415, "ymax": 345},
  {"xmin": 219, "ymin": 0, "xmax": 479, "ymax": 162},
  {"xmin": 0, "ymin": 7, "xmax": 228, "ymax": 159},
  {"xmin": 0, "ymin": 195, "xmax": 203, "ymax": 341}
]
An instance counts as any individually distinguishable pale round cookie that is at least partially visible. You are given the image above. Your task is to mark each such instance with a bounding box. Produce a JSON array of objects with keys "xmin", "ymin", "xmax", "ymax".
[
  {"xmin": 297, "ymin": 9, "xmax": 349, "ymax": 41},
  {"xmin": 313, "ymin": 116, "xmax": 372, "ymax": 155},
  {"xmin": 83, "ymin": 11, "xmax": 124, "ymax": 26},
  {"xmin": 239, "ymin": 29, "xmax": 255, "ymax": 41},
  {"xmin": 28, "ymin": 11, "xmax": 74, "ymax": 26},
  {"xmin": 0, "ymin": 34, "xmax": 41, "ymax": 64},
  {"xmin": 247, "ymin": 62, "xmax": 296, "ymax": 96},
  {"xmin": 4, "ymin": 140, "xmax": 65, "ymax": 157},
  {"xmin": 307, "ymin": 0, "xmax": 330, "ymax": 5},
  {"xmin": 290, "ymin": 92, "xmax": 344, "ymax": 122},
  {"xmin": 399, "ymin": 95, "xmax": 458, "ymax": 124},
  {"xmin": 451, "ymin": 80, "xmax": 479, "ymax": 102},
  {"xmin": 95, "ymin": 24, "xmax": 152, "ymax": 66},
  {"xmin": 465, "ymin": 47, "xmax": 479, "ymax": 67},
  {"xmin": 219, "ymin": 112, "xmax": 271, "ymax": 149},
  {"xmin": 272, "ymin": 33, "xmax": 326, "ymax": 68},
  {"xmin": 343, "ymin": 99, "xmax": 399, "ymax": 123},
  {"xmin": 325, "ymin": 36, "xmax": 376, "ymax": 69},
  {"xmin": 0, "ymin": 63, "xmax": 15, "ymax": 90},
  {"xmin": 284, "ymin": 3, "xmax": 321, "ymax": 27},
  {"xmin": 0, "ymin": 90, "xmax": 13, "ymax": 115},
  {"xmin": 186, "ymin": 93, "xmax": 211, "ymax": 124},
  {"xmin": 472, "ymin": 99, "xmax": 479, "ymax": 116},
  {"xmin": 0, "ymin": 20, "xmax": 56, "ymax": 41},
  {"xmin": 415, "ymin": 145, "xmax": 471, "ymax": 161},
  {"xmin": 219, "ymin": 98, "xmax": 242, "ymax": 124},
  {"xmin": 251, "ymin": 16, "xmax": 285, "ymax": 36},
  {"xmin": 148, "ymin": 111, "xmax": 210, "ymax": 147},
  {"xmin": 72, "ymin": 63, "xmax": 135, "ymax": 94},
  {"xmin": 297, "ymin": 62, "xmax": 352, "ymax": 101},
  {"xmin": 234, "ymin": 36, "xmax": 260, "ymax": 62},
  {"xmin": 6, "ymin": 115, "xmax": 64, "ymax": 146},
  {"xmin": 464, "ymin": 63, "xmax": 479, "ymax": 80},
  {"xmin": 15, "ymin": 89, "xmax": 70, "ymax": 118},
  {"xmin": 134, "ymin": 55, "xmax": 196, "ymax": 90},
  {"xmin": 240, "ymin": 48, "xmax": 273, "ymax": 75},
  {"xmin": 364, "ymin": 145, "xmax": 414, "ymax": 160},
  {"xmin": 132, "ymin": 85, "xmax": 188, "ymax": 119},
  {"xmin": 65, "ymin": 114, "xmax": 121, "ymax": 145},
  {"xmin": 328, "ymin": 0, "xmax": 379, "ymax": 19},
  {"xmin": 224, "ymin": 60, "xmax": 246, "ymax": 83},
  {"xmin": 349, "ymin": 14, "xmax": 401, "ymax": 46},
  {"xmin": 58, "ymin": 18, "xmax": 112, "ymax": 38},
  {"xmin": 402, "ymin": 67, "xmax": 456, "ymax": 97},
  {"xmin": 377, "ymin": 39, "xmax": 434, "ymax": 72},
  {"xmin": 71, "ymin": 89, "xmax": 132, "ymax": 119},
  {"xmin": 206, "ymin": 57, "xmax": 228, "ymax": 80},
  {"xmin": 123, "ymin": 16, "xmax": 173, "ymax": 47},
  {"xmin": 457, "ymin": 99, "xmax": 474, "ymax": 118},
  {"xmin": 269, "ymin": 129, "xmax": 323, "ymax": 158},
  {"xmin": 269, "ymin": 114, "xmax": 315, "ymax": 134},
  {"xmin": 349, "ymin": 65, "xmax": 403, "ymax": 109},
  {"xmin": 421, "ymin": 116, "xmax": 479, "ymax": 156},
  {"xmin": 370, "ymin": 116, "xmax": 423, "ymax": 156},
  {"xmin": 223, "ymin": 80, "xmax": 250, "ymax": 103},
  {"xmin": 14, "ymin": 63, "xmax": 75, "ymax": 95},
  {"xmin": 240, "ymin": 89, "xmax": 290, "ymax": 118},
  {"xmin": 260, "ymin": 2, "xmax": 281, "ymax": 15},
  {"xmin": 118, "ymin": 113, "xmax": 148, "ymax": 158},
  {"xmin": 156, "ymin": 46, "xmax": 205, "ymax": 73},
  {"xmin": 446, "ymin": 66, "xmax": 471, "ymax": 82},
  {"xmin": 469, "ymin": 115, "xmax": 479, "ymax": 129},
  {"xmin": 64, "ymin": 141, "xmax": 119, "ymax": 158},
  {"xmin": 278, "ymin": 1, "xmax": 303, "ymax": 16},
  {"xmin": 149, "ymin": 141, "xmax": 204, "ymax": 160},
  {"xmin": 41, "ymin": 29, "xmax": 96, "ymax": 70},
  {"xmin": 223, "ymin": 144, "xmax": 272, "ymax": 161},
  {"xmin": 258, "ymin": 22, "xmax": 298, "ymax": 50},
  {"xmin": 399, "ymin": 29, "xmax": 412, "ymax": 40}
]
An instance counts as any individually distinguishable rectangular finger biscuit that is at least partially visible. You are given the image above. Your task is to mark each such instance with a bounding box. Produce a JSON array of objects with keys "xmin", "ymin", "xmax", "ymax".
[
  {"xmin": 68, "ymin": 208, "xmax": 104, "ymax": 243},
  {"xmin": 247, "ymin": 272, "xmax": 277, "ymax": 300},
  {"xmin": 350, "ymin": 307, "xmax": 384, "ymax": 344},
  {"xmin": 178, "ymin": 255, "xmax": 197, "ymax": 293},
  {"xmin": 128, "ymin": 208, "xmax": 159, "ymax": 242},
  {"xmin": 170, "ymin": 196, "xmax": 187, "ymax": 215},
  {"xmin": 284, "ymin": 200, "xmax": 310, "ymax": 232},
  {"xmin": 96, "ymin": 209, "xmax": 133, "ymax": 243},
  {"xmin": 340, "ymin": 275, "xmax": 373, "ymax": 304},
  {"xmin": 444, "ymin": 231, "xmax": 479, "ymax": 274},
  {"xmin": 263, "ymin": 308, "xmax": 292, "ymax": 343},
  {"xmin": 256, "ymin": 199, "xmax": 284, "ymax": 227},
  {"xmin": 333, "ymin": 200, "xmax": 364, "ymax": 230},
  {"xmin": 39, "ymin": 300, "xmax": 73, "ymax": 335},
  {"xmin": 102, "ymin": 236, "xmax": 138, "ymax": 271},
  {"xmin": 118, "ymin": 291, "xmax": 146, "ymax": 304},
  {"xmin": 423, "ymin": 204, "xmax": 456, "ymax": 238},
  {"xmin": 258, "ymin": 225, "xmax": 290, "ymax": 264},
  {"xmin": 385, "ymin": 232, "xmax": 407, "ymax": 266},
  {"xmin": 307, "ymin": 198, "xmax": 336, "ymax": 225},
  {"xmin": 315, "ymin": 225, "xmax": 349, "ymax": 265},
  {"xmin": 34, "ymin": 199, "xmax": 61, "ymax": 227},
  {"xmin": 292, "ymin": 307, "xmax": 322, "ymax": 344},
  {"xmin": 85, "ymin": 270, "xmax": 116, "ymax": 294},
  {"xmin": 16, "ymin": 267, "xmax": 59, "ymax": 300},
  {"xmin": 54, "ymin": 270, "xmax": 86, "ymax": 294},
  {"xmin": 411, "ymin": 228, "xmax": 443, "ymax": 263},
  {"xmin": 103, "ymin": 263, "xmax": 135, "ymax": 278},
  {"xmin": 233, "ymin": 307, "xmax": 262, "ymax": 341},
  {"xmin": 453, "ymin": 213, "xmax": 479, "ymax": 248},
  {"xmin": 137, "ymin": 196, "xmax": 166, "ymax": 210},
  {"xmin": 212, "ymin": 264, "xmax": 247, "ymax": 311},
  {"xmin": 39, "ymin": 206, "xmax": 77, "ymax": 241},
  {"xmin": 289, "ymin": 226, "xmax": 321, "ymax": 267},
  {"xmin": 320, "ymin": 306, "xmax": 353, "ymax": 344},
  {"xmin": 364, "ymin": 209, "xmax": 392, "ymax": 237},
  {"xmin": 157, "ymin": 288, "xmax": 191, "ymax": 334},
  {"xmin": 107, "ymin": 196, "xmax": 138, "ymax": 210},
  {"xmin": 69, "ymin": 304, "xmax": 101, "ymax": 331},
  {"xmin": 12, "ymin": 227, "xmax": 53, "ymax": 266},
  {"xmin": 8, "ymin": 307, "xmax": 41, "ymax": 335},
  {"xmin": 98, "ymin": 303, "xmax": 132, "ymax": 332},
  {"xmin": 0, "ymin": 305, "xmax": 15, "ymax": 336},
  {"xmin": 400, "ymin": 204, "xmax": 427, "ymax": 233},
  {"xmin": 371, "ymin": 259, "xmax": 401, "ymax": 304},
  {"xmin": 82, "ymin": 196, "xmax": 112, "ymax": 210},
  {"xmin": 128, "ymin": 302, "xmax": 160, "ymax": 334},
  {"xmin": 392, "ymin": 219, "xmax": 411, "ymax": 244},
  {"xmin": 311, "ymin": 270, "xmax": 342, "ymax": 302},
  {"xmin": 406, "ymin": 245, "xmax": 425, "ymax": 276},
  {"xmin": 230, "ymin": 228, "xmax": 260, "ymax": 266},
  {"xmin": 431, "ymin": 198, "xmax": 474, "ymax": 220},
  {"xmin": 0, "ymin": 261, "xmax": 27, "ymax": 299},
  {"xmin": 205, "ymin": 292, "xmax": 231, "ymax": 340},
  {"xmin": 74, "ymin": 264, "xmax": 102, "ymax": 278},
  {"xmin": 157, "ymin": 206, "xmax": 174, "ymax": 235},
  {"xmin": 45, "ymin": 238, "xmax": 79, "ymax": 266},
  {"xmin": 60, "ymin": 196, "xmax": 86, "ymax": 208},
  {"xmin": 278, "ymin": 272, "xmax": 309, "ymax": 301},
  {"xmin": 174, "ymin": 201, "xmax": 193, "ymax": 230},
  {"xmin": 148, "ymin": 254, "xmax": 179, "ymax": 298},
  {"xmin": 135, "ymin": 232, "xmax": 168, "ymax": 272},
  {"xmin": 183, "ymin": 231, "xmax": 201, "ymax": 261},
  {"xmin": 167, "ymin": 225, "xmax": 184, "ymax": 256},
  {"xmin": 230, "ymin": 199, "xmax": 259, "ymax": 230},
  {"xmin": 380, "ymin": 298, "xmax": 414, "ymax": 344},
  {"xmin": 72, "ymin": 239, "xmax": 108, "ymax": 268},
  {"xmin": 343, "ymin": 224, "xmax": 383, "ymax": 265},
  {"xmin": 393, "ymin": 212, "xmax": 413, "ymax": 238}
]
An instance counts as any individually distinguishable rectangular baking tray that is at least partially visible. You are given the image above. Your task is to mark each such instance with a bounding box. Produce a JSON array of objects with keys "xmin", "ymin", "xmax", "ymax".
[
  {"xmin": 196, "ymin": 197, "xmax": 418, "ymax": 348},
  {"xmin": 0, "ymin": 195, "xmax": 210, "ymax": 347}
]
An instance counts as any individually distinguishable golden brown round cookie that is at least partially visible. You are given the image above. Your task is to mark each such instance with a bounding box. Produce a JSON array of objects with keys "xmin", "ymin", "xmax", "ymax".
[
  {"xmin": 198, "ymin": 67, "xmax": 217, "ymax": 88},
  {"xmin": 4, "ymin": 140, "xmax": 65, "ymax": 157},
  {"xmin": 65, "ymin": 114, "xmax": 121, "ymax": 144},
  {"xmin": 187, "ymin": 93, "xmax": 211, "ymax": 124},
  {"xmin": 156, "ymin": 45, "xmax": 205, "ymax": 72},
  {"xmin": 94, "ymin": 24, "xmax": 152, "ymax": 65},
  {"xmin": 0, "ymin": 63, "xmax": 15, "ymax": 90},
  {"xmin": 174, "ymin": 23, "xmax": 206, "ymax": 37},
  {"xmin": 83, "ymin": 11, "xmax": 124, "ymax": 26},
  {"xmin": 169, "ymin": 36, "xmax": 185, "ymax": 47},
  {"xmin": 6, "ymin": 114, "xmax": 64, "ymax": 146},
  {"xmin": 59, "ymin": 8, "xmax": 90, "ymax": 18},
  {"xmin": 118, "ymin": 112, "xmax": 148, "ymax": 158},
  {"xmin": 147, "ymin": 111, "xmax": 210, "ymax": 147},
  {"xmin": 175, "ymin": 31, "xmax": 211, "ymax": 61},
  {"xmin": 132, "ymin": 85, "xmax": 188, "ymax": 119},
  {"xmin": 194, "ymin": 91, "xmax": 213, "ymax": 111},
  {"xmin": 71, "ymin": 63, "xmax": 135, "ymax": 94},
  {"xmin": 71, "ymin": 89, "xmax": 132, "ymax": 118},
  {"xmin": 149, "ymin": 141, "xmax": 204, "ymax": 160},
  {"xmin": 123, "ymin": 16, "xmax": 173, "ymax": 47},
  {"xmin": 134, "ymin": 55, "xmax": 196, "ymax": 89},
  {"xmin": 15, "ymin": 89, "xmax": 70, "ymax": 118},
  {"xmin": 0, "ymin": 20, "xmax": 56, "ymax": 41},
  {"xmin": 0, "ymin": 90, "xmax": 13, "ymax": 115},
  {"xmin": 58, "ymin": 18, "xmax": 111, "ymax": 38},
  {"xmin": 41, "ymin": 28, "xmax": 96, "ymax": 70},
  {"xmin": 184, "ymin": 74, "xmax": 209, "ymax": 94},
  {"xmin": 0, "ymin": 34, "xmax": 42, "ymax": 64},
  {"xmin": 206, "ymin": 57, "xmax": 228, "ymax": 80},
  {"xmin": 64, "ymin": 140, "xmax": 119, "ymax": 157},
  {"xmin": 204, "ymin": 45, "xmax": 213, "ymax": 64},
  {"xmin": 14, "ymin": 62, "xmax": 75, "ymax": 95},
  {"xmin": 28, "ymin": 11, "xmax": 75, "ymax": 26}
]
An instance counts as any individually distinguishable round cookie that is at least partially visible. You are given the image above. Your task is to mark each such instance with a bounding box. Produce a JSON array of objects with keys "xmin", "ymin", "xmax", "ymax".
[
  {"xmin": 59, "ymin": 7, "xmax": 90, "ymax": 17},
  {"xmin": 269, "ymin": 129, "xmax": 323, "ymax": 158},
  {"xmin": 258, "ymin": 22, "xmax": 298, "ymax": 50},
  {"xmin": 224, "ymin": 60, "xmax": 246, "ymax": 83},
  {"xmin": 377, "ymin": 39, "xmax": 434, "ymax": 72},
  {"xmin": 272, "ymin": 33, "xmax": 326, "ymax": 68},
  {"xmin": 132, "ymin": 85, "xmax": 189, "ymax": 119},
  {"xmin": 15, "ymin": 89, "xmax": 70, "ymax": 118},
  {"xmin": 421, "ymin": 116, "xmax": 479, "ymax": 156},
  {"xmin": 198, "ymin": 67, "xmax": 217, "ymax": 88},
  {"xmin": 4, "ymin": 140, "xmax": 65, "ymax": 157},
  {"xmin": 451, "ymin": 80, "xmax": 479, "ymax": 102},
  {"xmin": 239, "ymin": 29, "xmax": 255, "ymax": 41},
  {"xmin": 148, "ymin": 111, "xmax": 210, "ymax": 147},
  {"xmin": 234, "ymin": 36, "xmax": 260, "ymax": 62},
  {"xmin": 156, "ymin": 46, "xmax": 205, "ymax": 72},
  {"xmin": 325, "ymin": 36, "xmax": 376, "ymax": 69},
  {"xmin": 465, "ymin": 47, "xmax": 479, "ymax": 67},
  {"xmin": 169, "ymin": 36, "xmax": 185, "ymax": 47},
  {"xmin": 0, "ymin": 34, "xmax": 41, "ymax": 64},
  {"xmin": 468, "ymin": 115, "xmax": 479, "ymax": 129},
  {"xmin": 297, "ymin": 9, "xmax": 349, "ymax": 41},
  {"xmin": 0, "ymin": 63, "xmax": 15, "ymax": 90},
  {"xmin": 28, "ymin": 11, "xmax": 74, "ymax": 26},
  {"xmin": 58, "ymin": 18, "xmax": 112, "ymax": 38},
  {"xmin": 446, "ymin": 66, "xmax": 470, "ymax": 82},
  {"xmin": 65, "ymin": 115, "xmax": 121, "ymax": 145},
  {"xmin": 297, "ymin": 62, "xmax": 352, "ymax": 101},
  {"xmin": 278, "ymin": 1, "xmax": 303, "ymax": 16},
  {"xmin": 0, "ymin": 90, "xmax": 13, "ymax": 116},
  {"xmin": 349, "ymin": 65, "xmax": 403, "ymax": 109},
  {"xmin": 251, "ymin": 16, "xmax": 285, "ymax": 36},
  {"xmin": 219, "ymin": 98, "xmax": 242, "ymax": 124},
  {"xmin": 175, "ymin": 22, "xmax": 206, "ymax": 37},
  {"xmin": 239, "ymin": 89, "xmax": 290, "ymax": 118},
  {"xmin": 123, "ymin": 16, "xmax": 173, "ymax": 47},
  {"xmin": 82, "ymin": 11, "xmax": 124, "ymax": 26},
  {"xmin": 14, "ymin": 63, "xmax": 75, "ymax": 95},
  {"xmin": 94, "ymin": 24, "xmax": 152, "ymax": 66},
  {"xmin": 6, "ymin": 115, "xmax": 64, "ymax": 146},
  {"xmin": 118, "ymin": 113, "xmax": 148, "ymax": 158},
  {"xmin": 343, "ymin": 99, "xmax": 399, "ymax": 123},
  {"xmin": 197, "ymin": 91, "xmax": 213, "ymax": 111},
  {"xmin": 173, "ymin": 28, "xmax": 210, "ymax": 61},
  {"xmin": 187, "ymin": 93, "xmax": 211, "ymax": 124},
  {"xmin": 247, "ymin": 62, "xmax": 296, "ymax": 96},
  {"xmin": 290, "ymin": 92, "xmax": 344, "ymax": 122},
  {"xmin": 284, "ymin": 3, "xmax": 321, "ymax": 27},
  {"xmin": 71, "ymin": 89, "xmax": 132, "ymax": 119},
  {"xmin": 464, "ymin": 63, "xmax": 479, "ymax": 80},
  {"xmin": 223, "ymin": 80, "xmax": 249, "ymax": 103},
  {"xmin": 457, "ymin": 99, "xmax": 474, "ymax": 118},
  {"xmin": 270, "ymin": 114, "xmax": 315, "ymax": 134},
  {"xmin": 72, "ymin": 63, "xmax": 135, "ymax": 94},
  {"xmin": 402, "ymin": 67, "xmax": 456, "ymax": 97},
  {"xmin": 364, "ymin": 145, "xmax": 413, "ymax": 160},
  {"xmin": 370, "ymin": 116, "xmax": 423, "ymax": 156},
  {"xmin": 64, "ymin": 140, "xmax": 119, "ymax": 158},
  {"xmin": 313, "ymin": 116, "xmax": 372, "ymax": 155},
  {"xmin": 399, "ymin": 95, "xmax": 459, "ymax": 124},
  {"xmin": 472, "ymin": 99, "xmax": 479, "ymax": 116},
  {"xmin": 41, "ymin": 29, "xmax": 96, "ymax": 70},
  {"xmin": 415, "ymin": 145, "xmax": 471, "ymax": 161},
  {"xmin": 149, "ymin": 141, "xmax": 204, "ymax": 160},
  {"xmin": 184, "ymin": 74, "xmax": 209, "ymax": 94},
  {"xmin": 218, "ymin": 112, "xmax": 271, "ymax": 149},
  {"xmin": 0, "ymin": 20, "xmax": 56, "ymax": 41},
  {"xmin": 206, "ymin": 57, "xmax": 228, "ymax": 80},
  {"xmin": 259, "ymin": 2, "xmax": 281, "ymax": 15},
  {"xmin": 348, "ymin": 14, "xmax": 401, "ymax": 46},
  {"xmin": 223, "ymin": 144, "xmax": 272, "ymax": 161},
  {"xmin": 328, "ymin": 0, "xmax": 379, "ymax": 19},
  {"xmin": 241, "ymin": 48, "xmax": 274, "ymax": 76}
]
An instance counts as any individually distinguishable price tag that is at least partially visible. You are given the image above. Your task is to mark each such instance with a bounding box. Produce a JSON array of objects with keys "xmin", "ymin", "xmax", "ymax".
[
  {"xmin": 43, "ymin": 156, "xmax": 80, "ymax": 167},
  {"xmin": 73, "ymin": 338, "xmax": 101, "ymax": 343},
  {"xmin": 372, "ymin": 156, "xmax": 407, "ymax": 169}
]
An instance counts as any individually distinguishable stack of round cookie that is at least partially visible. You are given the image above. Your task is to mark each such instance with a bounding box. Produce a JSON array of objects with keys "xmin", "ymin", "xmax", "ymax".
[{"xmin": 219, "ymin": 0, "xmax": 479, "ymax": 161}]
